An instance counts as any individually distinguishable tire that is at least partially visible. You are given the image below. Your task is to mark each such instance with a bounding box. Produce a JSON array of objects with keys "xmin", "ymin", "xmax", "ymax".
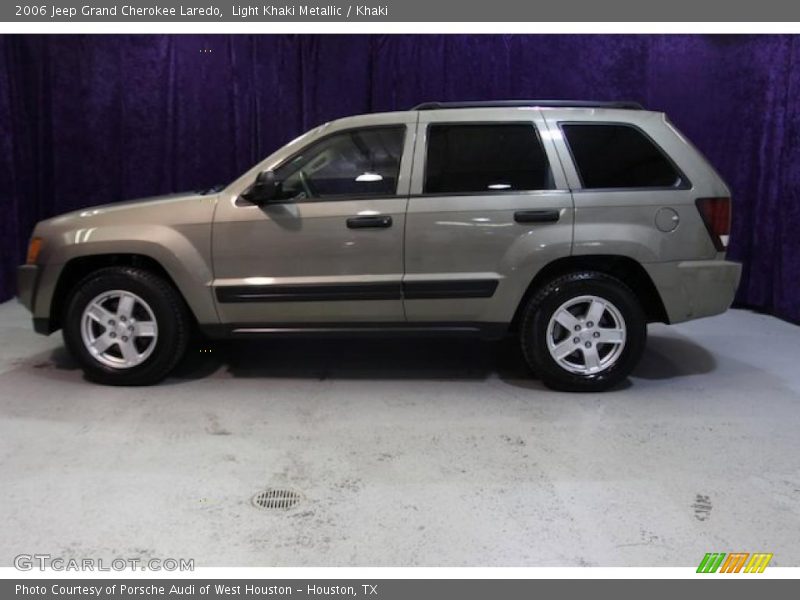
[
  {"xmin": 62, "ymin": 266, "xmax": 191, "ymax": 386},
  {"xmin": 519, "ymin": 271, "xmax": 646, "ymax": 392}
]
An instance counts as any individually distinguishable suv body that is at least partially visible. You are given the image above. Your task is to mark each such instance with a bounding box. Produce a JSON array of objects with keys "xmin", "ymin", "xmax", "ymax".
[{"xmin": 16, "ymin": 101, "xmax": 741, "ymax": 390}]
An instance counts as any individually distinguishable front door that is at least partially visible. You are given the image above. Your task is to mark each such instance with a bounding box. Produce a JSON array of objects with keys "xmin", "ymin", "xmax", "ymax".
[{"xmin": 212, "ymin": 120, "xmax": 414, "ymax": 327}]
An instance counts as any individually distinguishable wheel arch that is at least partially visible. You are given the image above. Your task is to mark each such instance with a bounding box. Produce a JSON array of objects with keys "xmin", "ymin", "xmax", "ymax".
[
  {"xmin": 510, "ymin": 255, "xmax": 669, "ymax": 331},
  {"xmin": 47, "ymin": 253, "xmax": 203, "ymax": 333}
]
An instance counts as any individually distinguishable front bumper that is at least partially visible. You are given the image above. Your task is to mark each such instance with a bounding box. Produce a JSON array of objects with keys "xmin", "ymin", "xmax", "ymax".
[
  {"xmin": 645, "ymin": 259, "xmax": 742, "ymax": 324},
  {"xmin": 16, "ymin": 264, "xmax": 39, "ymax": 313},
  {"xmin": 17, "ymin": 264, "xmax": 54, "ymax": 334}
]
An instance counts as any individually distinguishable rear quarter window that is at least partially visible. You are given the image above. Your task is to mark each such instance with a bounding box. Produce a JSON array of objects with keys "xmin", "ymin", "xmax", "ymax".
[{"xmin": 562, "ymin": 123, "xmax": 683, "ymax": 189}]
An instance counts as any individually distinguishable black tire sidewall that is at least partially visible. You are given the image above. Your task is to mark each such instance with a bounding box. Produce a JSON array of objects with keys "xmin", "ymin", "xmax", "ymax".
[
  {"xmin": 62, "ymin": 268, "xmax": 188, "ymax": 385},
  {"xmin": 523, "ymin": 273, "xmax": 646, "ymax": 392}
]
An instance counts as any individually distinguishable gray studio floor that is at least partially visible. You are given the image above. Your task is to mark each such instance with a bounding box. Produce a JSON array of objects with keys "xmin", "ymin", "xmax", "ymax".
[{"xmin": 1, "ymin": 299, "xmax": 799, "ymax": 567}]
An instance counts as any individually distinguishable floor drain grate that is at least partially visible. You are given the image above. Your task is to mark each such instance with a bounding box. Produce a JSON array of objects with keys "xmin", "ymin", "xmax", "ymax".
[{"xmin": 252, "ymin": 488, "xmax": 303, "ymax": 511}]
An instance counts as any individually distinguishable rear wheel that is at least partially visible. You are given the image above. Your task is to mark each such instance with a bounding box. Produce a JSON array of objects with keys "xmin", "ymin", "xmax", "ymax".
[
  {"xmin": 62, "ymin": 267, "xmax": 190, "ymax": 385},
  {"xmin": 520, "ymin": 271, "xmax": 646, "ymax": 392}
]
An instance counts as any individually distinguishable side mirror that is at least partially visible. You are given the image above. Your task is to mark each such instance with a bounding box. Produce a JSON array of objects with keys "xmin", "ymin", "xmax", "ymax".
[{"xmin": 242, "ymin": 170, "xmax": 279, "ymax": 204}]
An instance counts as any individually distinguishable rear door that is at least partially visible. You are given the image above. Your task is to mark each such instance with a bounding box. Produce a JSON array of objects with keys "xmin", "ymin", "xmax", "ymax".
[{"xmin": 403, "ymin": 109, "xmax": 574, "ymax": 324}]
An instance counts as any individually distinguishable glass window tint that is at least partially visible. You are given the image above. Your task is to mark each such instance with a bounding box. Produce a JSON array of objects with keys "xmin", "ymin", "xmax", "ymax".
[
  {"xmin": 424, "ymin": 123, "xmax": 553, "ymax": 194},
  {"xmin": 562, "ymin": 124, "xmax": 681, "ymax": 189},
  {"xmin": 275, "ymin": 126, "xmax": 405, "ymax": 200}
]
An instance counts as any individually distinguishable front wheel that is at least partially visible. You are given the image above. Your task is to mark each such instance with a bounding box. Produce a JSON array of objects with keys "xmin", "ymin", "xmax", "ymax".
[
  {"xmin": 520, "ymin": 272, "xmax": 646, "ymax": 392},
  {"xmin": 62, "ymin": 267, "xmax": 191, "ymax": 386}
]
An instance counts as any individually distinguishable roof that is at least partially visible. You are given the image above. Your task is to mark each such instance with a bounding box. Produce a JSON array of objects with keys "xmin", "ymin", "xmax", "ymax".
[{"xmin": 412, "ymin": 100, "xmax": 645, "ymax": 111}]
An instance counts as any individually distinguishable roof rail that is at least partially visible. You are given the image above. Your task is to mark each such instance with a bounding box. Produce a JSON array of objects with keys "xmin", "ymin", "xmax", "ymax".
[{"xmin": 412, "ymin": 100, "xmax": 645, "ymax": 111}]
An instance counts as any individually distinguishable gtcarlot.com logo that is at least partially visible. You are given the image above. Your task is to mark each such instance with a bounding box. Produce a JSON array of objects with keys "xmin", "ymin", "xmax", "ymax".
[
  {"xmin": 697, "ymin": 552, "xmax": 773, "ymax": 573},
  {"xmin": 14, "ymin": 554, "xmax": 194, "ymax": 572}
]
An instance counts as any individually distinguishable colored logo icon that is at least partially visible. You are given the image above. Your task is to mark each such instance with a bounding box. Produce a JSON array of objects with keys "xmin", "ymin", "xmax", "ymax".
[{"xmin": 697, "ymin": 553, "xmax": 773, "ymax": 573}]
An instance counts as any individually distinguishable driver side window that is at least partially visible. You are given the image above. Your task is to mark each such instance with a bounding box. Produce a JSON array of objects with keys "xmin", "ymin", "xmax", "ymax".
[{"xmin": 274, "ymin": 125, "xmax": 406, "ymax": 201}]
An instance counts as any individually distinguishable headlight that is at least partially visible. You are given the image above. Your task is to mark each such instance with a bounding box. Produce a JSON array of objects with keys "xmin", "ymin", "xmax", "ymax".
[{"xmin": 26, "ymin": 237, "xmax": 42, "ymax": 264}]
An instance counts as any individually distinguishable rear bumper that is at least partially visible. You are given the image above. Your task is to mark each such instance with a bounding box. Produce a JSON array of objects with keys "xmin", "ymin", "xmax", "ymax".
[{"xmin": 645, "ymin": 259, "xmax": 742, "ymax": 324}]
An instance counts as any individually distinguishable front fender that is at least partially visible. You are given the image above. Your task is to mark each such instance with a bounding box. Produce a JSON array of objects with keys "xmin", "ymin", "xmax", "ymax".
[{"xmin": 34, "ymin": 222, "xmax": 217, "ymax": 326}]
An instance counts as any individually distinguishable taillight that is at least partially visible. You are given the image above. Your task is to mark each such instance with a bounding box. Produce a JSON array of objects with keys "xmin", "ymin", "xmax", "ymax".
[{"xmin": 696, "ymin": 197, "xmax": 731, "ymax": 251}]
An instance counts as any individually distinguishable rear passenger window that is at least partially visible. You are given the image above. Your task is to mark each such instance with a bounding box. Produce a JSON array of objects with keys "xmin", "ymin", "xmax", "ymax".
[
  {"xmin": 424, "ymin": 123, "xmax": 552, "ymax": 194},
  {"xmin": 562, "ymin": 124, "xmax": 682, "ymax": 189}
]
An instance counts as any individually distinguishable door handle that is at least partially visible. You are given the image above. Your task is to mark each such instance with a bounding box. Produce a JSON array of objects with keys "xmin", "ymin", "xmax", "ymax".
[
  {"xmin": 346, "ymin": 215, "xmax": 393, "ymax": 229},
  {"xmin": 514, "ymin": 209, "xmax": 561, "ymax": 224}
]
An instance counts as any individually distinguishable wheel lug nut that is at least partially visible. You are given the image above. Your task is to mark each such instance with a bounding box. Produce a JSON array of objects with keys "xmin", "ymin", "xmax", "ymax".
[
  {"xmin": 593, "ymin": 332, "xmax": 600, "ymax": 338},
  {"xmin": 120, "ymin": 316, "xmax": 126, "ymax": 322},
  {"xmin": 574, "ymin": 325, "xmax": 581, "ymax": 332},
  {"xmin": 128, "ymin": 325, "xmax": 134, "ymax": 331},
  {"xmin": 573, "ymin": 337, "xmax": 580, "ymax": 344},
  {"xmin": 108, "ymin": 320, "xmax": 115, "ymax": 326},
  {"xmin": 122, "ymin": 336, "xmax": 128, "ymax": 342},
  {"xmin": 109, "ymin": 332, "xmax": 117, "ymax": 338},
  {"xmin": 587, "ymin": 321, "xmax": 594, "ymax": 328},
  {"xmin": 585, "ymin": 342, "xmax": 592, "ymax": 348}
]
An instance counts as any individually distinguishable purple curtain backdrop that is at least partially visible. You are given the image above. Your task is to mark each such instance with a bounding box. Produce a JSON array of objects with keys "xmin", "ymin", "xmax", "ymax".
[{"xmin": 0, "ymin": 34, "xmax": 798, "ymax": 322}]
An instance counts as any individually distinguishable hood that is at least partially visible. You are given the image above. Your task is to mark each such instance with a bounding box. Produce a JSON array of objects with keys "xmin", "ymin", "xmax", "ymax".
[{"xmin": 42, "ymin": 190, "xmax": 214, "ymax": 228}]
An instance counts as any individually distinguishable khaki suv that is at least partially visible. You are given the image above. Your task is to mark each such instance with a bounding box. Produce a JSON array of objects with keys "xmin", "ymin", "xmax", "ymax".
[{"xmin": 17, "ymin": 101, "xmax": 741, "ymax": 391}]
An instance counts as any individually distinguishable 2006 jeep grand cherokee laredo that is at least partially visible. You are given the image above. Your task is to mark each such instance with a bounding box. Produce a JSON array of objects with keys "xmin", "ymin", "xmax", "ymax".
[{"xmin": 17, "ymin": 100, "xmax": 741, "ymax": 391}]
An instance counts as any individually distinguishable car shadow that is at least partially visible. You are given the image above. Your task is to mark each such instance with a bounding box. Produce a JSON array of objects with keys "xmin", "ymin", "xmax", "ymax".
[
  {"xmin": 171, "ymin": 336, "xmax": 520, "ymax": 382},
  {"xmin": 39, "ymin": 330, "xmax": 716, "ymax": 389},
  {"xmin": 632, "ymin": 332, "xmax": 717, "ymax": 380}
]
